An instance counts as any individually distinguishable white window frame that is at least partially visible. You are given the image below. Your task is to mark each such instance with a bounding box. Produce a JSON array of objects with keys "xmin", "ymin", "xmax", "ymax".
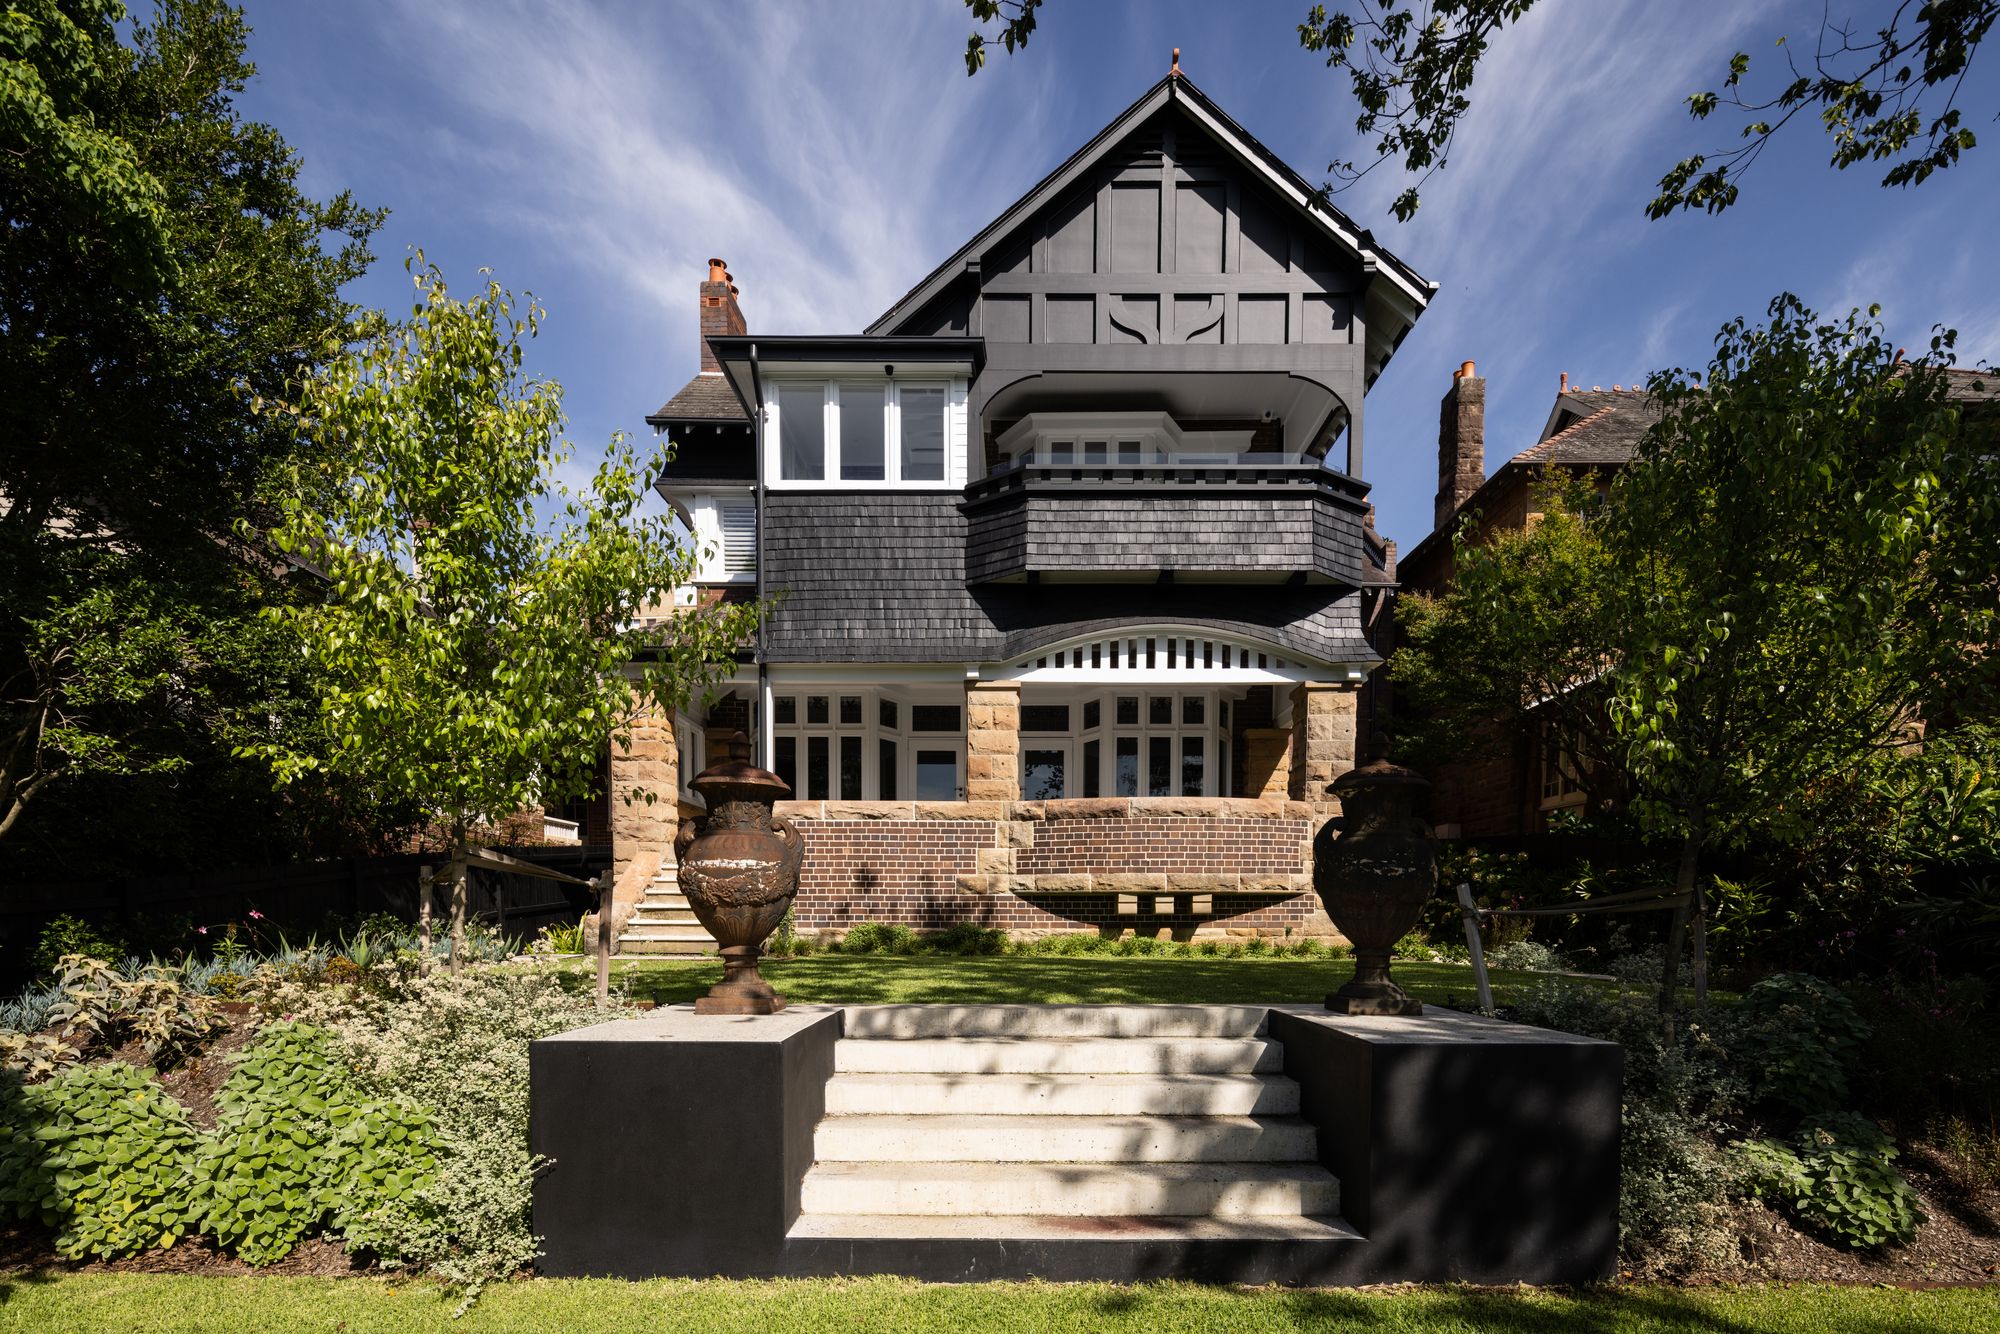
[
  {"xmin": 768, "ymin": 686, "xmax": 965, "ymax": 800},
  {"xmin": 675, "ymin": 711, "xmax": 707, "ymax": 804},
  {"xmin": 677, "ymin": 490, "xmax": 756, "ymax": 585},
  {"xmin": 1020, "ymin": 688, "xmax": 1223, "ymax": 799},
  {"xmin": 765, "ymin": 376, "xmax": 967, "ymax": 490}
]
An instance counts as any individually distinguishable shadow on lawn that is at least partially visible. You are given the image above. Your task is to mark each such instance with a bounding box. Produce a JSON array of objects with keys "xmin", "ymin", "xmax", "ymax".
[{"xmin": 601, "ymin": 956, "xmax": 1513, "ymax": 1009}]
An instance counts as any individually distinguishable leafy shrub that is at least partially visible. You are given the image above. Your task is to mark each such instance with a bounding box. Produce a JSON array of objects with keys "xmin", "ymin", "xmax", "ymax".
[
  {"xmin": 837, "ymin": 922, "xmax": 920, "ymax": 955},
  {"xmin": 193, "ymin": 1023, "xmax": 440, "ymax": 1266},
  {"xmin": 1723, "ymin": 972, "xmax": 1870, "ymax": 1115},
  {"xmin": 1505, "ymin": 982, "xmax": 1743, "ymax": 1274},
  {"xmin": 0, "ymin": 1030, "xmax": 84, "ymax": 1081},
  {"xmin": 0, "ymin": 1062, "xmax": 199, "ymax": 1259},
  {"xmin": 43, "ymin": 955, "xmax": 216, "ymax": 1068},
  {"xmin": 30, "ymin": 915, "xmax": 126, "ymax": 977},
  {"xmin": 1487, "ymin": 939, "xmax": 1568, "ymax": 972},
  {"xmin": 306, "ymin": 964, "xmax": 608, "ymax": 1296},
  {"xmin": 1738, "ymin": 1112, "xmax": 1924, "ymax": 1249},
  {"xmin": 533, "ymin": 916, "xmax": 586, "ymax": 955},
  {"xmin": 927, "ymin": 922, "xmax": 1005, "ymax": 955}
]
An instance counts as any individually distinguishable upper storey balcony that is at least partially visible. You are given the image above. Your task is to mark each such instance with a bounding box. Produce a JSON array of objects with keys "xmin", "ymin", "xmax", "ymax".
[{"xmin": 961, "ymin": 410, "xmax": 1374, "ymax": 588}]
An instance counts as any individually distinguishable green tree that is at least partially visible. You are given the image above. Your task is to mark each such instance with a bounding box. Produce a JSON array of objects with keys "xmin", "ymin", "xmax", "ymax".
[
  {"xmin": 966, "ymin": 1, "xmax": 1996, "ymax": 220},
  {"xmin": 1390, "ymin": 475, "xmax": 1622, "ymax": 797},
  {"xmin": 1, "ymin": 0, "xmax": 384, "ymax": 865},
  {"xmin": 1606, "ymin": 297, "xmax": 1997, "ymax": 1003},
  {"xmin": 254, "ymin": 259, "xmax": 757, "ymax": 969}
]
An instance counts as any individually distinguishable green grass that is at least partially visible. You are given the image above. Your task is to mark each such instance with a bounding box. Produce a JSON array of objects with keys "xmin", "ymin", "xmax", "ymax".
[
  {"xmin": 0, "ymin": 1274, "xmax": 1992, "ymax": 1333},
  {"xmin": 577, "ymin": 954, "xmax": 1595, "ymax": 1008}
]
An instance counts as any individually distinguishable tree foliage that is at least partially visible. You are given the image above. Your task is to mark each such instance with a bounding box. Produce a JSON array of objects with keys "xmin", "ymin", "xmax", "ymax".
[
  {"xmin": 965, "ymin": 1, "xmax": 1995, "ymax": 220},
  {"xmin": 1391, "ymin": 474, "xmax": 1620, "ymax": 792},
  {"xmin": 253, "ymin": 258, "xmax": 756, "ymax": 865},
  {"xmin": 1, "ymin": 0, "xmax": 387, "ymax": 870}
]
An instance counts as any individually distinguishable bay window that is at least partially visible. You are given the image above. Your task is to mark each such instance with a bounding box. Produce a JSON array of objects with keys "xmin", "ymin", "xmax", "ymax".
[
  {"xmin": 1023, "ymin": 689, "xmax": 1226, "ymax": 799},
  {"xmin": 770, "ymin": 688, "xmax": 963, "ymax": 800}
]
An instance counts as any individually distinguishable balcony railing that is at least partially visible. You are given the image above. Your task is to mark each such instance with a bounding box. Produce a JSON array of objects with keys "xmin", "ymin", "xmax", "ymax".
[{"xmin": 964, "ymin": 461, "xmax": 1366, "ymax": 505}]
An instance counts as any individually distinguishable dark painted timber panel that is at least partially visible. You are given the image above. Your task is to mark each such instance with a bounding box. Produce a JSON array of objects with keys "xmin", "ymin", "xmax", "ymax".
[{"xmin": 1269, "ymin": 1007, "xmax": 1622, "ymax": 1285}]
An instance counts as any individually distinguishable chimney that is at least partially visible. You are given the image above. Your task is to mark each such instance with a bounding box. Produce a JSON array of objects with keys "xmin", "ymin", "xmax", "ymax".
[
  {"xmin": 1435, "ymin": 360, "xmax": 1486, "ymax": 531},
  {"xmin": 699, "ymin": 257, "xmax": 746, "ymax": 374}
]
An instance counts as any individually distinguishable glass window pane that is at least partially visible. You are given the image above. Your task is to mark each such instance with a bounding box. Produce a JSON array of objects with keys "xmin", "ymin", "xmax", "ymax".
[
  {"xmin": 911, "ymin": 704, "xmax": 960, "ymax": 733},
  {"xmin": 806, "ymin": 736, "xmax": 829, "ymax": 800},
  {"xmin": 1083, "ymin": 699, "xmax": 1100, "ymax": 730},
  {"xmin": 879, "ymin": 739, "xmax": 897, "ymax": 800},
  {"xmin": 900, "ymin": 385, "xmax": 946, "ymax": 481},
  {"xmin": 879, "ymin": 698, "xmax": 899, "ymax": 731},
  {"xmin": 774, "ymin": 736, "xmax": 797, "ymax": 795},
  {"xmin": 1181, "ymin": 695, "xmax": 1205, "ymax": 725},
  {"xmin": 1049, "ymin": 440, "xmax": 1074, "ymax": 465},
  {"xmin": 1181, "ymin": 736, "xmax": 1205, "ymax": 797},
  {"xmin": 839, "ymin": 735, "xmax": 862, "ymax": 800},
  {"xmin": 1083, "ymin": 440, "xmax": 1107, "ymax": 464},
  {"xmin": 1149, "ymin": 696, "xmax": 1173, "ymax": 726},
  {"xmin": 838, "ymin": 382, "xmax": 886, "ymax": 480},
  {"xmin": 806, "ymin": 695, "xmax": 829, "ymax": 725},
  {"xmin": 777, "ymin": 383, "xmax": 825, "ymax": 480},
  {"xmin": 916, "ymin": 749, "xmax": 956, "ymax": 800},
  {"xmin": 1118, "ymin": 440, "xmax": 1141, "ymax": 465},
  {"xmin": 839, "ymin": 695, "xmax": 862, "ymax": 726},
  {"xmin": 1115, "ymin": 737, "xmax": 1139, "ymax": 797},
  {"xmin": 1116, "ymin": 696, "xmax": 1139, "ymax": 726},
  {"xmin": 1148, "ymin": 736, "xmax": 1172, "ymax": 797},
  {"xmin": 774, "ymin": 696, "xmax": 797, "ymax": 725},
  {"xmin": 1023, "ymin": 749, "xmax": 1066, "ymax": 801},
  {"xmin": 1021, "ymin": 704, "xmax": 1070, "ymax": 733},
  {"xmin": 1083, "ymin": 739, "xmax": 1101, "ymax": 798}
]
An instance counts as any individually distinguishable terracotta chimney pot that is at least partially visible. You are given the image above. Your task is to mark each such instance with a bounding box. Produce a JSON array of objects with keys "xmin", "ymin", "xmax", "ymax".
[{"xmin": 708, "ymin": 258, "xmax": 728, "ymax": 283}]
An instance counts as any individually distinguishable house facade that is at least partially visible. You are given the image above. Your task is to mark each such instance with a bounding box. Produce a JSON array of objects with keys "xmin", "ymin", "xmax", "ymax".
[{"xmin": 614, "ymin": 71, "xmax": 1436, "ymax": 949}]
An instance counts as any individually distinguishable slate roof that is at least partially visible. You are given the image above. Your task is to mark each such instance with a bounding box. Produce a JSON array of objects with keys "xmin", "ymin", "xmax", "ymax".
[
  {"xmin": 1519, "ymin": 390, "xmax": 1662, "ymax": 466},
  {"xmin": 760, "ymin": 492, "xmax": 1377, "ymax": 667},
  {"xmin": 648, "ymin": 372, "xmax": 747, "ymax": 425},
  {"xmin": 1943, "ymin": 366, "xmax": 1999, "ymax": 402}
]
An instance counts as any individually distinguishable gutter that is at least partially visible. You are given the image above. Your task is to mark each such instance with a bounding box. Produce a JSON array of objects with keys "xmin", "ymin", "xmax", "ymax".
[{"xmin": 748, "ymin": 342, "xmax": 772, "ymax": 768}]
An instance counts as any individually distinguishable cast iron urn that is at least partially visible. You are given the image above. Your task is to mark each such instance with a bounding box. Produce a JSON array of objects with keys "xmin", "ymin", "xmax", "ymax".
[
  {"xmin": 673, "ymin": 731, "xmax": 804, "ymax": 1014},
  {"xmin": 1312, "ymin": 738, "xmax": 1438, "ymax": 1016}
]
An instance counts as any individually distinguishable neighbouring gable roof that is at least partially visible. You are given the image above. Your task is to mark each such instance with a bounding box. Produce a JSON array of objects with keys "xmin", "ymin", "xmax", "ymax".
[
  {"xmin": 1522, "ymin": 389, "xmax": 1662, "ymax": 466},
  {"xmin": 864, "ymin": 72, "xmax": 1435, "ymax": 338},
  {"xmin": 648, "ymin": 372, "xmax": 748, "ymax": 426}
]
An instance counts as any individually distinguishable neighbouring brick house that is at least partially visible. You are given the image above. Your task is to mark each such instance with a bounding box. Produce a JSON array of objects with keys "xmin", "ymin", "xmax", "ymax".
[
  {"xmin": 612, "ymin": 69, "xmax": 1437, "ymax": 949},
  {"xmin": 1391, "ymin": 368, "xmax": 1659, "ymax": 838},
  {"xmin": 1392, "ymin": 362, "xmax": 1997, "ymax": 839}
]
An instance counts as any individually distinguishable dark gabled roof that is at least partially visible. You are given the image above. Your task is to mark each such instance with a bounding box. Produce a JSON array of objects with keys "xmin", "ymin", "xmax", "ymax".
[
  {"xmin": 1401, "ymin": 388, "xmax": 1658, "ymax": 579},
  {"xmin": 864, "ymin": 72, "xmax": 1435, "ymax": 337},
  {"xmin": 1521, "ymin": 390, "xmax": 1661, "ymax": 466},
  {"xmin": 648, "ymin": 372, "xmax": 748, "ymax": 427}
]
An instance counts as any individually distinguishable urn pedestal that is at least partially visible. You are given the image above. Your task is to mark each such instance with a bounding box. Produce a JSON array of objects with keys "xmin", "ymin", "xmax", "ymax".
[
  {"xmin": 1312, "ymin": 743, "xmax": 1438, "ymax": 1017},
  {"xmin": 673, "ymin": 732, "xmax": 803, "ymax": 1015}
]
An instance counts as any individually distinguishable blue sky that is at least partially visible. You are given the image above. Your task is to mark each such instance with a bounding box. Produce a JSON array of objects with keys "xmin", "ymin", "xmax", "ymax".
[{"xmin": 230, "ymin": 0, "xmax": 1997, "ymax": 550}]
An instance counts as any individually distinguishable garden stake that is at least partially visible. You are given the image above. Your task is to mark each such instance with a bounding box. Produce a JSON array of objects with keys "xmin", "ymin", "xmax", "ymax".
[{"xmin": 594, "ymin": 874, "xmax": 612, "ymax": 1006}]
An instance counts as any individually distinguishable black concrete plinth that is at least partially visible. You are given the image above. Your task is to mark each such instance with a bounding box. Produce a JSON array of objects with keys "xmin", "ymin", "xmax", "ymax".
[
  {"xmin": 530, "ymin": 1006, "xmax": 839, "ymax": 1278},
  {"xmin": 1267, "ymin": 1005, "xmax": 1623, "ymax": 1285}
]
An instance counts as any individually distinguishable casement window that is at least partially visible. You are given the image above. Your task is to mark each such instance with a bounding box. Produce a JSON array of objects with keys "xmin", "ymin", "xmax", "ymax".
[
  {"xmin": 675, "ymin": 712, "xmax": 707, "ymax": 804},
  {"xmin": 1538, "ymin": 721, "xmax": 1587, "ymax": 811},
  {"xmin": 770, "ymin": 689, "xmax": 963, "ymax": 800},
  {"xmin": 766, "ymin": 379, "xmax": 964, "ymax": 488},
  {"xmin": 1022, "ymin": 690, "xmax": 1226, "ymax": 799}
]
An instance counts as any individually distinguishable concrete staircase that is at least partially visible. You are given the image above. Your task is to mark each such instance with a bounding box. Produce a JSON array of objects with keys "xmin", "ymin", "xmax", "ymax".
[
  {"xmin": 615, "ymin": 864, "xmax": 717, "ymax": 956},
  {"xmin": 792, "ymin": 1005, "xmax": 1350, "ymax": 1246}
]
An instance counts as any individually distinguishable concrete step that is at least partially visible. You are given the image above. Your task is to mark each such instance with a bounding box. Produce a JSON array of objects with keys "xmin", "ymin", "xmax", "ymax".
[
  {"xmin": 833, "ymin": 1036, "xmax": 1282, "ymax": 1076},
  {"xmin": 815, "ymin": 1113, "xmax": 1318, "ymax": 1163},
  {"xmin": 788, "ymin": 1212, "xmax": 1359, "ymax": 1243},
  {"xmin": 840, "ymin": 1004, "xmax": 1270, "ymax": 1041},
  {"xmin": 799, "ymin": 1159, "xmax": 1338, "ymax": 1218},
  {"xmin": 823, "ymin": 1072, "xmax": 1298, "ymax": 1117},
  {"xmin": 630, "ymin": 909, "xmax": 703, "ymax": 927},
  {"xmin": 617, "ymin": 938, "xmax": 715, "ymax": 957}
]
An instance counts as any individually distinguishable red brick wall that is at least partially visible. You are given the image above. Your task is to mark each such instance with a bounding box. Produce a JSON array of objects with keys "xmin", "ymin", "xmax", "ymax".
[{"xmin": 780, "ymin": 800, "xmax": 1335, "ymax": 939}]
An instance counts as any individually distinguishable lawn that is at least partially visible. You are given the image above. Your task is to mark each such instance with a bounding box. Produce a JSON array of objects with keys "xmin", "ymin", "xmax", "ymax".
[
  {"xmin": 0, "ymin": 1274, "xmax": 1991, "ymax": 1333},
  {"xmin": 575, "ymin": 954, "xmax": 1580, "ymax": 1008}
]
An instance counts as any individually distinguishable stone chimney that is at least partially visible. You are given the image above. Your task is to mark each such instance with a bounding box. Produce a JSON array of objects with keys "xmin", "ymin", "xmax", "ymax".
[
  {"xmin": 698, "ymin": 258, "xmax": 745, "ymax": 374},
  {"xmin": 1435, "ymin": 360, "xmax": 1485, "ymax": 531}
]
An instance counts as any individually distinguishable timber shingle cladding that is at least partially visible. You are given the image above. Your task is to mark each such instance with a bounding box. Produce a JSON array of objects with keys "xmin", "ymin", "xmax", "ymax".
[
  {"xmin": 761, "ymin": 492, "xmax": 1377, "ymax": 665},
  {"xmin": 962, "ymin": 487, "xmax": 1369, "ymax": 586}
]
